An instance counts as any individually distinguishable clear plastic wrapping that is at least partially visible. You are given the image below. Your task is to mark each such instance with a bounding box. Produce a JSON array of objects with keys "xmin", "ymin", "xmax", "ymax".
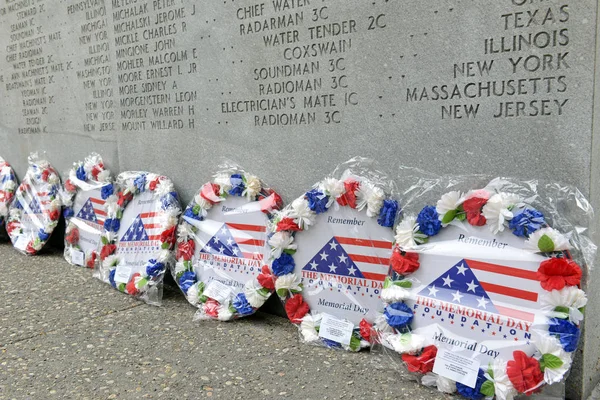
[
  {"xmin": 174, "ymin": 163, "xmax": 283, "ymax": 321},
  {"xmin": 374, "ymin": 173, "xmax": 595, "ymax": 399},
  {"xmin": 61, "ymin": 153, "xmax": 113, "ymax": 268},
  {"xmin": 269, "ymin": 157, "xmax": 400, "ymax": 351},
  {"xmin": 94, "ymin": 171, "xmax": 181, "ymax": 306},
  {"xmin": 0, "ymin": 157, "xmax": 17, "ymax": 236},
  {"xmin": 6, "ymin": 153, "xmax": 62, "ymax": 255}
]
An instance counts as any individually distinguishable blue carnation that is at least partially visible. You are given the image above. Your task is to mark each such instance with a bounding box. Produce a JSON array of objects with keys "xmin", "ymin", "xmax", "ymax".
[
  {"xmin": 305, "ymin": 189, "xmax": 329, "ymax": 214},
  {"xmin": 76, "ymin": 165, "xmax": 86, "ymax": 181},
  {"xmin": 456, "ymin": 369, "xmax": 486, "ymax": 400},
  {"xmin": 134, "ymin": 174, "xmax": 146, "ymax": 192},
  {"xmin": 233, "ymin": 293, "xmax": 254, "ymax": 315},
  {"xmin": 384, "ymin": 302, "xmax": 413, "ymax": 330},
  {"xmin": 63, "ymin": 207, "xmax": 74, "ymax": 219},
  {"xmin": 271, "ymin": 253, "xmax": 295, "ymax": 276},
  {"xmin": 104, "ymin": 218, "xmax": 121, "ymax": 233},
  {"xmin": 161, "ymin": 192, "xmax": 179, "ymax": 209},
  {"xmin": 184, "ymin": 207, "xmax": 202, "ymax": 221},
  {"xmin": 322, "ymin": 338, "xmax": 342, "ymax": 349},
  {"xmin": 509, "ymin": 208, "xmax": 545, "ymax": 237},
  {"xmin": 146, "ymin": 259, "xmax": 165, "ymax": 278},
  {"xmin": 38, "ymin": 229, "xmax": 50, "ymax": 241},
  {"xmin": 548, "ymin": 318, "xmax": 580, "ymax": 352},
  {"xmin": 101, "ymin": 184, "xmax": 114, "ymax": 200},
  {"xmin": 416, "ymin": 206, "xmax": 442, "ymax": 236},
  {"xmin": 109, "ymin": 269, "xmax": 117, "ymax": 288},
  {"xmin": 378, "ymin": 199, "xmax": 399, "ymax": 227},
  {"xmin": 229, "ymin": 174, "xmax": 245, "ymax": 196},
  {"xmin": 178, "ymin": 271, "xmax": 197, "ymax": 294},
  {"xmin": 48, "ymin": 186, "xmax": 58, "ymax": 198}
]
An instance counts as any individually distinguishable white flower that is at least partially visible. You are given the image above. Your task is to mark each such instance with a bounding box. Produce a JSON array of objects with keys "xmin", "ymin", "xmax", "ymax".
[
  {"xmin": 174, "ymin": 261, "xmax": 186, "ymax": 275},
  {"xmin": 300, "ymin": 314, "xmax": 321, "ymax": 343},
  {"xmin": 436, "ymin": 191, "xmax": 462, "ymax": 224},
  {"xmin": 186, "ymin": 283, "xmax": 199, "ymax": 305},
  {"xmin": 394, "ymin": 216, "xmax": 427, "ymax": 249},
  {"xmin": 217, "ymin": 305, "xmax": 233, "ymax": 321},
  {"xmin": 243, "ymin": 174, "xmax": 261, "ymax": 200},
  {"xmin": 125, "ymin": 179, "xmax": 137, "ymax": 194},
  {"xmin": 48, "ymin": 199, "xmax": 61, "ymax": 212},
  {"xmin": 155, "ymin": 178, "xmax": 174, "ymax": 197},
  {"xmin": 9, "ymin": 207, "xmax": 21, "ymax": 220},
  {"xmin": 104, "ymin": 195, "xmax": 119, "ymax": 217},
  {"xmin": 356, "ymin": 181, "xmax": 385, "ymax": 217},
  {"xmin": 381, "ymin": 285, "xmax": 411, "ymax": 304},
  {"xmin": 524, "ymin": 227, "xmax": 571, "ymax": 252},
  {"xmin": 103, "ymin": 254, "xmax": 119, "ymax": 268},
  {"xmin": 244, "ymin": 280, "xmax": 269, "ymax": 308},
  {"xmin": 541, "ymin": 286, "xmax": 587, "ymax": 324},
  {"xmin": 213, "ymin": 173, "xmax": 232, "ymax": 195},
  {"xmin": 388, "ymin": 333, "xmax": 424, "ymax": 354},
  {"xmin": 482, "ymin": 193, "xmax": 521, "ymax": 234},
  {"xmin": 3, "ymin": 180, "xmax": 15, "ymax": 191},
  {"xmin": 192, "ymin": 195, "xmax": 213, "ymax": 219},
  {"xmin": 490, "ymin": 358, "xmax": 517, "ymax": 400},
  {"xmin": 275, "ymin": 273, "xmax": 302, "ymax": 293},
  {"xmin": 47, "ymin": 173, "xmax": 59, "ymax": 185},
  {"xmin": 160, "ymin": 207, "xmax": 180, "ymax": 228},
  {"xmin": 422, "ymin": 373, "xmax": 456, "ymax": 394},
  {"xmin": 319, "ymin": 178, "xmax": 344, "ymax": 207},
  {"xmin": 268, "ymin": 231, "xmax": 296, "ymax": 259},
  {"xmin": 177, "ymin": 222, "xmax": 195, "ymax": 240},
  {"xmin": 96, "ymin": 169, "xmax": 111, "ymax": 183},
  {"xmin": 533, "ymin": 334, "xmax": 572, "ymax": 385},
  {"xmin": 156, "ymin": 249, "xmax": 171, "ymax": 263},
  {"xmin": 289, "ymin": 198, "xmax": 315, "ymax": 230},
  {"xmin": 0, "ymin": 203, "xmax": 7, "ymax": 217},
  {"xmin": 134, "ymin": 274, "xmax": 148, "ymax": 292}
]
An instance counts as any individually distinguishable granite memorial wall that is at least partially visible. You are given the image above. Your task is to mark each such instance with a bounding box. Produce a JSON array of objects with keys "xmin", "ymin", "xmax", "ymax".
[{"xmin": 0, "ymin": 0, "xmax": 598, "ymax": 397}]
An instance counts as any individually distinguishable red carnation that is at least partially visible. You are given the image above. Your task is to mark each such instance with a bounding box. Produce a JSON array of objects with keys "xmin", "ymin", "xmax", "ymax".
[
  {"xmin": 91, "ymin": 165, "xmax": 102, "ymax": 179},
  {"xmin": 462, "ymin": 189, "xmax": 490, "ymax": 226},
  {"xmin": 117, "ymin": 192, "xmax": 133, "ymax": 207},
  {"xmin": 507, "ymin": 350, "xmax": 544, "ymax": 395},
  {"xmin": 41, "ymin": 169, "xmax": 50, "ymax": 182},
  {"xmin": 100, "ymin": 244, "xmax": 116, "ymax": 260},
  {"xmin": 49, "ymin": 209, "xmax": 60, "ymax": 221},
  {"xmin": 359, "ymin": 319, "xmax": 373, "ymax": 342},
  {"xmin": 257, "ymin": 265, "xmax": 275, "ymax": 290},
  {"xmin": 0, "ymin": 190, "xmax": 7, "ymax": 202},
  {"xmin": 204, "ymin": 299, "xmax": 220, "ymax": 317},
  {"xmin": 537, "ymin": 258, "xmax": 582, "ymax": 291},
  {"xmin": 276, "ymin": 217, "xmax": 301, "ymax": 232},
  {"xmin": 402, "ymin": 345, "xmax": 438, "ymax": 374},
  {"xmin": 390, "ymin": 249, "xmax": 420, "ymax": 275},
  {"xmin": 87, "ymin": 251, "xmax": 97, "ymax": 269},
  {"xmin": 149, "ymin": 178, "xmax": 160, "ymax": 191},
  {"xmin": 337, "ymin": 179, "xmax": 360, "ymax": 208},
  {"xmin": 259, "ymin": 190, "xmax": 283, "ymax": 213},
  {"xmin": 126, "ymin": 273, "xmax": 141, "ymax": 295},
  {"xmin": 64, "ymin": 179, "xmax": 77, "ymax": 192},
  {"xmin": 25, "ymin": 241, "xmax": 37, "ymax": 254},
  {"xmin": 65, "ymin": 228, "xmax": 80, "ymax": 245},
  {"xmin": 285, "ymin": 294, "xmax": 309, "ymax": 323},
  {"xmin": 160, "ymin": 226, "xmax": 176, "ymax": 247},
  {"xmin": 176, "ymin": 239, "xmax": 195, "ymax": 261},
  {"xmin": 200, "ymin": 183, "xmax": 221, "ymax": 205},
  {"xmin": 6, "ymin": 221, "xmax": 20, "ymax": 235}
]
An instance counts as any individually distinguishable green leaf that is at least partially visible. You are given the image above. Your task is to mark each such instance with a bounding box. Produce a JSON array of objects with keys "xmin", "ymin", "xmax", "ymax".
[
  {"xmin": 456, "ymin": 212, "xmax": 467, "ymax": 221},
  {"xmin": 542, "ymin": 353, "xmax": 564, "ymax": 370},
  {"xmin": 136, "ymin": 277, "xmax": 148, "ymax": 288},
  {"xmin": 579, "ymin": 306, "xmax": 586, "ymax": 314},
  {"xmin": 192, "ymin": 205, "xmax": 201, "ymax": 215},
  {"xmin": 229, "ymin": 304, "xmax": 237, "ymax": 314},
  {"xmin": 553, "ymin": 306, "xmax": 570, "ymax": 319},
  {"xmin": 198, "ymin": 282, "xmax": 205, "ymax": 294},
  {"xmin": 442, "ymin": 209, "xmax": 457, "ymax": 224},
  {"xmin": 480, "ymin": 380, "xmax": 495, "ymax": 397},
  {"xmin": 349, "ymin": 335, "xmax": 362, "ymax": 352},
  {"xmin": 183, "ymin": 260, "xmax": 192, "ymax": 270},
  {"xmin": 118, "ymin": 283, "xmax": 126, "ymax": 292},
  {"xmin": 283, "ymin": 248, "xmax": 297, "ymax": 255},
  {"xmin": 487, "ymin": 365, "xmax": 494, "ymax": 380},
  {"xmin": 538, "ymin": 234, "xmax": 555, "ymax": 253},
  {"xmin": 161, "ymin": 242, "xmax": 170, "ymax": 249},
  {"xmin": 199, "ymin": 295, "xmax": 208, "ymax": 303},
  {"xmin": 383, "ymin": 277, "xmax": 392, "ymax": 289},
  {"xmin": 276, "ymin": 288, "xmax": 288, "ymax": 298},
  {"xmin": 416, "ymin": 232, "xmax": 429, "ymax": 243},
  {"xmin": 258, "ymin": 288, "xmax": 270, "ymax": 297},
  {"xmin": 101, "ymin": 236, "xmax": 108, "ymax": 245},
  {"xmin": 393, "ymin": 280, "xmax": 413, "ymax": 288},
  {"xmin": 116, "ymin": 209, "xmax": 123, "ymax": 219}
]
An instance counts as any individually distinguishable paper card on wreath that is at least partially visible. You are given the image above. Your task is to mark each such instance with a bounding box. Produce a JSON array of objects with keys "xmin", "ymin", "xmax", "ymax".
[
  {"xmin": 293, "ymin": 206, "xmax": 394, "ymax": 325},
  {"xmin": 71, "ymin": 188, "xmax": 106, "ymax": 254}
]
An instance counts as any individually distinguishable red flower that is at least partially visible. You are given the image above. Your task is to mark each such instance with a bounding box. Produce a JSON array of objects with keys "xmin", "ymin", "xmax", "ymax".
[
  {"xmin": 117, "ymin": 192, "xmax": 133, "ymax": 207},
  {"xmin": 507, "ymin": 351, "xmax": 544, "ymax": 395},
  {"xmin": 64, "ymin": 179, "xmax": 77, "ymax": 192},
  {"xmin": 537, "ymin": 258, "xmax": 582, "ymax": 291},
  {"xmin": 276, "ymin": 217, "xmax": 301, "ymax": 232},
  {"xmin": 204, "ymin": 299, "xmax": 220, "ymax": 317},
  {"xmin": 257, "ymin": 265, "xmax": 275, "ymax": 290},
  {"xmin": 337, "ymin": 179, "xmax": 360, "ymax": 208},
  {"xmin": 359, "ymin": 319, "xmax": 373, "ymax": 342},
  {"xmin": 86, "ymin": 251, "xmax": 97, "ymax": 269},
  {"xmin": 390, "ymin": 249, "xmax": 420, "ymax": 275},
  {"xmin": 100, "ymin": 244, "xmax": 116, "ymax": 260},
  {"xmin": 160, "ymin": 226, "xmax": 176, "ymax": 247},
  {"xmin": 176, "ymin": 239, "xmax": 195, "ymax": 261},
  {"xmin": 41, "ymin": 169, "xmax": 50, "ymax": 182},
  {"xmin": 25, "ymin": 241, "xmax": 37, "ymax": 254},
  {"xmin": 49, "ymin": 209, "xmax": 60, "ymax": 221},
  {"xmin": 402, "ymin": 345, "xmax": 437, "ymax": 374},
  {"xmin": 6, "ymin": 221, "xmax": 20, "ymax": 235},
  {"xmin": 462, "ymin": 190, "xmax": 490, "ymax": 226},
  {"xmin": 65, "ymin": 228, "xmax": 80, "ymax": 245},
  {"xmin": 285, "ymin": 294, "xmax": 309, "ymax": 323},
  {"xmin": 91, "ymin": 165, "xmax": 103, "ymax": 179},
  {"xmin": 200, "ymin": 183, "xmax": 221, "ymax": 205},
  {"xmin": 149, "ymin": 178, "xmax": 160, "ymax": 191},
  {"xmin": 126, "ymin": 273, "xmax": 141, "ymax": 295},
  {"xmin": 259, "ymin": 190, "xmax": 283, "ymax": 213}
]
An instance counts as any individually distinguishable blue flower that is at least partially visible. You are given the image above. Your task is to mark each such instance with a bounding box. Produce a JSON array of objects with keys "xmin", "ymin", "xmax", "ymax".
[
  {"xmin": 509, "ymin": 208, "xmax": 545, "ymax": 237},
  {"xmin": 322, "ymin": 338, "xmax": 342, "ymax": 348},
  {"xmin": 48, "ymin": 186, "xmax": 58, "ymax": 198},
  {"xmin": 146, "ymin": 259, "xmax": 165, "ymax": 278},
  {"xmin": 76, "ymin": 165, "xmax": 86, "ymax": 181},
  {"xmin": 184, "ymin": 207, "xmax": 202, "ymax": 221},
  {"xmin": 456, "ymin": 369, "xmax": 486, "ymax": 400},
  {"xmin": 233, "ymin": 293, "xmax": 254, "ymax": 315},
  {"xmin": 134, "ymin": 174, "xmax": 147, "ymax": 192},
  {"xmin": 161, "ymin": 192, "xmax": 179, "ymax": 209},
  {"xmin": 378, "ymin": 199, "xmax": 399, "ymax": 227},
  {"xmin": 104, "ymin": 218, "xmax": 121, "ymax": 233},
  {"xmin": 384, "ymin": 302, "xmax": 413, "ymax": 330},
  {"xmin": 38, "ymin": 229, "xmax": 50, "ymax": 241},
  {"xmin": 416, "ymin": 206, "xmax": 442, "ymax": 236},
  {"xmin": 109, "ymin": 269, "xmax": 117, "ymax": 288},
  {"xmin": 548, "ymin": 318, "xmax": 580, "ymax": 352},
  {"xmin": 63, "ymin": 207, "xmax": 74, "ymax": 219},
  {"xmin": 305, "ymin": 189, "xmax": 329, "ymax": 214},
  {"xmin": 178, "ymin": 271, "xmax": 197, "ymax": 294},
  {"xmin": 229, "ymin": 174, "xmax": 245, "ymax": 196},
  {"xmin": 271, "ymin": 253, "xmax": 295, "ymax": 276},
  {"xmin": 101, "ymin": 184, "xmax": 114, "ymax": 200}
]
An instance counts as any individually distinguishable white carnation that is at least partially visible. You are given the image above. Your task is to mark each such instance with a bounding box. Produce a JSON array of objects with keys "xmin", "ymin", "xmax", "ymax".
[
  {"xmin": 47, "ymin": 173, "xmax": 59, "ymax": 185},
  {"xmin": 388, "ymin": 333, "xmax": 424, "ymax": 354},
  {"xmin": 96, "ymin": 169, "xmax": 111, "ymax": 183},
  {"xmin": 289, "ymin": 198, "xmax": 315, "ymax": 230},
  {"xmin": 155, "ymin": 178, "xmax": 174, "ymax": 197},
  {"xmin": 541, "ymin": 286, "xmax": 587, "ymax": 324},
  {"xmin": 104, "ymin": 195, "xmax": 119, "ymax": 217},
  {"xmin": 49, "ymin": 198, "xmax": 61, "ymax": 212},
  {"xmin": 490, "ymin": 358, "xmax": 517, "ymax": 400},
  {"xmin": 156, "ymin": 249, "xmax": 171, "ymax": 263},
  {"xmin": 243, "ymin": 174, "xmax": 261, "ymax": 200},
  {"xmin": 436, "ymin": 191, "xmax": 462, "ymax": 225},
  {"xmin": 244, "ymin": 279, "xmax": 269, "ymax": 308},
  {"xmin": 482, "ymin": 193, "xmax": 521, "ymax": 234},
  {"xmin": 177, "ymin": 222, "xmax": 195, "ymax": 240},
  {"xmin": 268, "ymin": 231, "xmax": 296, "ymax": 259},
  {"xmin": 394, "ymin": 216, "xmax": 427, "ymax": 249},
  {"xmin": 174, "ymin": 261, "xmax": 186, "ymax": 275},
  {"xmin": 217, "ymin": 305, "xmax": 234, "ymax": 321},
  {"xmin": 3, "ymin": 180, "xmax": 16, "ymax": 191},
  {"xmin": 533, "ymin": 334, "xmax": 572, "ymax": 385},
  {"xmin": 275, "ymin": 273, "xmax": 302, "ymax": 293},
  {"xmin": 186, "ymin": 283, "xmax": 199, "ymax": 305},
  {"xmin": 160, "ymin": 207, "xmax": 180, "ymax": 228},
  {"xmin": 300, "ymin": 314, "xmax": 321, "ymax": 343},
  {"xmin": 421, "ymin": 373, "xmax": 456, "ymax": 394},
  {"xmin": 381, "ymin": 285, "xmax": 411, "ymax": 304},
  {"xmin": 103, "ymin": 254, "xmax": 119, "ymax": 268},
  {"xmin": 356, "ymin": 181, "xmax": 385, "ymax": 217},
  {"xmin": 319, "ymin": 178, "xmax": 344, "ymax": 207},
  {"xmin": 524, "ymin": 227, "xmax": 571, "ymax": 252},
  {"xmin": 213, "ymin": 173, "xmax": 232, "ymax": 195},
  {"xmin": 9, "ymin": 207, "xmax": 21, "ymax": 220}
]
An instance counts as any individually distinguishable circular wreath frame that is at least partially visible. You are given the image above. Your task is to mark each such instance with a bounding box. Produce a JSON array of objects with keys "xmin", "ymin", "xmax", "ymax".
[
  {"xmin": 0, "ymin": 159, "xmax": 17, "ymax": 228},
  {"xmin": 380, "ymin": 187, "xmax": 586, "ymax": 399},
  {"xmin": 97, "ymin": 172, "xmax": 181, "ymax": 302},
  {"xmin": 270, "ymin": 175, "xmax": 399, "ymax": 351},
  {"xmin": 174, "ymin": 170, "xmax": 283, "ymax": 321}
]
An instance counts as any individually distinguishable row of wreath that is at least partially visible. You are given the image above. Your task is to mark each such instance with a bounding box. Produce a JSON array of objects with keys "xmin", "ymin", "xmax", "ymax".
[{"xmin": 0, "ymin": 154, "xmax": 590, "ymax": 400}]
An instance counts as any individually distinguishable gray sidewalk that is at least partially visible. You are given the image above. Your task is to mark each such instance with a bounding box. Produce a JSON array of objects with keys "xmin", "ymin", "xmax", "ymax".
[{"xmin": 0, "ymin": 242, "xmax": 448, "ymax": 400}]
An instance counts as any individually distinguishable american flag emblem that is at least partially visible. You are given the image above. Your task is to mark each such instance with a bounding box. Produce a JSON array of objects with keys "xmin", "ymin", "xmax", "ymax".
[
  {"xmin": 120, "ymin": 212, "xmax": 162, "ymax": 243},
  {"xmin": 29, "ymin": 197, "xmax": 42, "ymax": 214},
  {"xmin": 76, "ymin": 197, "xmax": 106, "ymax": 226},
  {"xmin": 200, "ymin": 223, "xmax": 266, "ymax": 261},
  {"xmin": 302, "ymin": 237, "xmax": 392, "ymax": 281},
  {"xmin": 419, "ymin": 259, "xmax": 538, "ymax": 323}
]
